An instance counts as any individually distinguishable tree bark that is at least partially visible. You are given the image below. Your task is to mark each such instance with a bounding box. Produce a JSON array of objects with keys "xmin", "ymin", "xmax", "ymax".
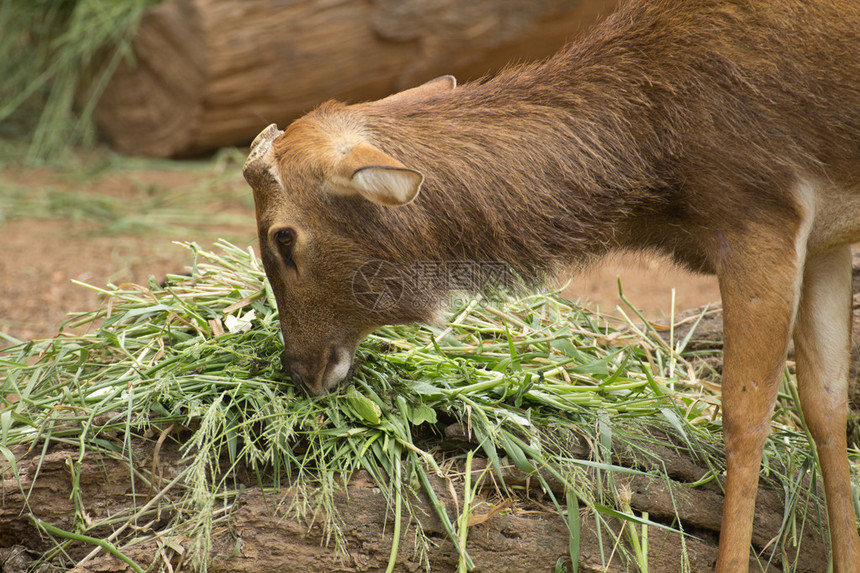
[
  {"xmin": 1, "ymin": 435, "xmax": 829, "ymax": 573},
  {"xmin": 96, "ymin": 0, "xmax": 622, "ymax": 157}
]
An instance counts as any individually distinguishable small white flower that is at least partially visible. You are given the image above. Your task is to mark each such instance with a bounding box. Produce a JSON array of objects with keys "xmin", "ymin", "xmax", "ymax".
[
  {"xmin": 88, "ymin": 386, "xmax": 113, "ymax": 398},
  {"xmin": 224, "ymin": 310, "xmax": 256, "ymax": 334},
  {"xmin": 504, "ymin": 410, "xmax": 532, "ymax": 428}
]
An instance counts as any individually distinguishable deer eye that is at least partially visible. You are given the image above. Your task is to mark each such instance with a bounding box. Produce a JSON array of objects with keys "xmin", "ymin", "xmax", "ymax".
[
  {"xmin": 274, "ymin": 228, "xmax": 294, "ymax": 247},
  {"xmin": 272, "ymin": 228, "xmax": 296, "ymax": 263}
]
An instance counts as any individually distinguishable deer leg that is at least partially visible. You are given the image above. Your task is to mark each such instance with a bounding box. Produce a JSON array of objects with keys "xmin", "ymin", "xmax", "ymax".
[
  {"xmin": 793, "ymin": 245, "xmax": 860, "ymax": 572},
  {"xmin": 714, "ymin": 229, "xmax": 802, "ymax": 572}
]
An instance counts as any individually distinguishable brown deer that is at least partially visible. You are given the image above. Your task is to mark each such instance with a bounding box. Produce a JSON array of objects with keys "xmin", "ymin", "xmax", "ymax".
[{"xmin": 242, "ymin": 0, "xmax": 860, "ymax": 569}]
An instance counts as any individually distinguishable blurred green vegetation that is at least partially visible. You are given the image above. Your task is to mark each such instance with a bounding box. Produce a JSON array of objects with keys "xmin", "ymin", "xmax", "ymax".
[
  {"xmin": 0, "ymin": 147, "xmax": 256, "ymax": 238},
  {"xmin": 0, "ymin": 0, "xmax": 160, "ymax": 163}
]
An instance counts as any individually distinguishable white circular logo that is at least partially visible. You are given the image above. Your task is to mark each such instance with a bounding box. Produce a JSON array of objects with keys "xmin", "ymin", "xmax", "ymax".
[{"xmin": 351, "ymin": 260, "xmax": 404, "ymax": 311}]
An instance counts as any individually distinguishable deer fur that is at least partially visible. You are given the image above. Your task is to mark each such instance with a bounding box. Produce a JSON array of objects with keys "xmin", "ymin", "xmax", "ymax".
[{"xmin": 244, "ymin": 0, "xmax": 860, "ymax": 570}]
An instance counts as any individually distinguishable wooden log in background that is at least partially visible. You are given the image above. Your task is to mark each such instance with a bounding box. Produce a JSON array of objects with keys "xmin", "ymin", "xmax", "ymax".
[{"xmin": 96, "ymin": 0, "xmax": 621, "ymax": 157}]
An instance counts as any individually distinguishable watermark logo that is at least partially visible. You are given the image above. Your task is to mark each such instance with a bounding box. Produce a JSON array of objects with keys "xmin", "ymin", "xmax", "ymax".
[
  {"xmin": 351, "ymin": 260, "xmax": 405, "ymax": 311},
  {"xmin": 352, "ymin": 259, "xmax": 515, "ymax": 311}
]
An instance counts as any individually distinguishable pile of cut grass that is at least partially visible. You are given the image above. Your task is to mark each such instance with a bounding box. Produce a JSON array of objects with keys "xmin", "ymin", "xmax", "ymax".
[{"xmin": 0, "ymin": 240, "xmax": 836, "ymax": 572}]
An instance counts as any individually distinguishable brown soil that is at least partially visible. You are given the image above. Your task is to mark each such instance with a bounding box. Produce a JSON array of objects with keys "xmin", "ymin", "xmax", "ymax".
[
  {"xmin": 0, "ymin": 164, "xmax": 256, "ymax": 342},
  {"xmin": 562, "ymin": 254, "xmax": 720, "ymax": 319}
]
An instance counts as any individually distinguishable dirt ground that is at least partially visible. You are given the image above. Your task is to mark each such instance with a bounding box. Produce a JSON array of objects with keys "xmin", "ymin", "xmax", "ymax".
[
  {"xmin": 0, "ymin": 160, "xmax": 721, "ymax": 343},
  {"xmin": 0, "ymin": 161, "xmax": 254, "ymax": 342}
]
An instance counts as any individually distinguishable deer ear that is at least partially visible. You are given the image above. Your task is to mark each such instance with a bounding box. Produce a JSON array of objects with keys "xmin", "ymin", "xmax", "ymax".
[
  {"xmin": 377, "ymin": 75, "xmax": 457, "ymax": 106},
  {"xmin": 350, "ymin": 165, "xmax": 424, "ymax": 206},
  {"xmin": 328, "ymin": 142, "xmax": 424, "ymax": 207}
]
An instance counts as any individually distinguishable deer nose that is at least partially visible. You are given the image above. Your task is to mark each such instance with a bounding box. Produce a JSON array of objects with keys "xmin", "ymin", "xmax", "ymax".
[
  {"xmin": 282, "ymin": 351, "xmax": 309, "ymax": 391},
  {"xmin": 288, "ymin": 363, "xmax": 324, "ymax": 396},
  {"xmin": 283, "ymin": 347, "xmax": 353, "ymax": 395},
  {"xmin": 288, "ymin": 366, "xmax": 305, "ymax": 389}
]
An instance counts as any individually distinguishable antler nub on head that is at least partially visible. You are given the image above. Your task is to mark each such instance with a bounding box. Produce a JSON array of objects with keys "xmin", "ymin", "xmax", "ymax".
[{"xmin": 243, "ymin": 123, "xmax": 284, "ymax": 190}]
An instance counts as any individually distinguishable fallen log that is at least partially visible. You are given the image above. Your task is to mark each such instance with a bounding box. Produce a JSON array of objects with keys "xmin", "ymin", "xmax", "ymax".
[
  {"xmin": 1, "ymin": 436, "xmax": 828, "ymax": 572},
  {"xmin": 96, "ymin": 0, "xmax": 621, "ymax": 157}
]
